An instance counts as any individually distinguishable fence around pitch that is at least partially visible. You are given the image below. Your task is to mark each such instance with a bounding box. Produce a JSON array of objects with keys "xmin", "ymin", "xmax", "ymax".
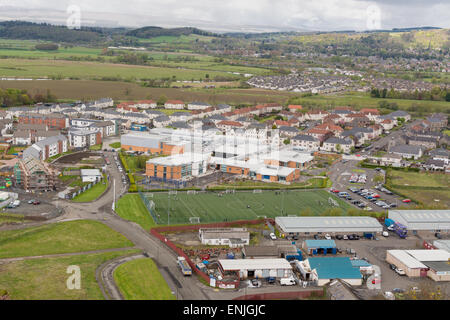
[
  {"xmin": 138, "ymin": 190, "xmax": 160, "ymax": 224},
  {"xmin": 149, "ymin": 218, "xmax": 275, "ymax": 288}
]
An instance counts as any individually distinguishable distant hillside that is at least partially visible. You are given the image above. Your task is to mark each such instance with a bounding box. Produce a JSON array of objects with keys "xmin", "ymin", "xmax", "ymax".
[
  {"xmin": 0, "ymin": 21, "xmax": 108, "ymax": 43},
  {"xmin": 125, "ymin": 26, "xmax": 219, "ymax": 39}
]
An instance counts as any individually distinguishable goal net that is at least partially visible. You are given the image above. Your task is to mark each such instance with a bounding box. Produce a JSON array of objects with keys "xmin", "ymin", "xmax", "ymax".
[
  {"xmin": 187, "ymin": 190, "xmax": 197, "ymax": 195},
  {"xmin": 147, "ymin": 193, "xmax": 153, "ymax": 198},
  {"xmin": 253, "ymin": 189, "xmax": 263, "ymax": 194},
  {"xmin": 169, "ymin": 190, "xmax": 177, "ymax": 196},
  {"xmin": 225, "ymin": 189, "xmax": 235, "ymax": 194},
  {"xmin": 189, "ymin": 217, "xmax": 200, "ymax": 224},
  {"xmin": 148, "ymin": 200, "xmax": 155, "ymax": 211}
]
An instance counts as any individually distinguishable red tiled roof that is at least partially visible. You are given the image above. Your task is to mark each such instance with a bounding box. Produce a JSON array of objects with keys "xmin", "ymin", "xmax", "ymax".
[
  {"xmin": 288, "ymin": 105, "xmax": 303, "ymax": 110},
  {"xmin": 218, "ymin": 120, "xmax": 243, "ymax": 127},
  {"xmin": 165, "ymin": 100, "xmax": 184, "ymax": 105}
]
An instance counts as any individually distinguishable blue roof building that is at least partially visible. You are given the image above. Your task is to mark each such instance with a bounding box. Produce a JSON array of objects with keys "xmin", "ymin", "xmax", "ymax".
[
  {"xmin": 307, "ymin": 257, "xmax": 363, "ymax": 286},
  {"xmin": 302, "ymin": 240, "xmax": 337, "ymax": 255}
]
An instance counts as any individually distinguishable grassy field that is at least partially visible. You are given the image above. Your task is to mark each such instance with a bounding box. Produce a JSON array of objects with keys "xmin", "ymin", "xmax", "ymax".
[
  {"xmin": 115, "ymin": 194, "xmax": 156, "ymax": 230},
  {"xmin": 114, "ymin": 258, "xmax": 176, "ymax": 300},
  {"xmin": 0, "ymin": 249, "xmax": 140, "ymax": 300},
  {"xmin": 0, "ymin": 220, "xmax": 133, "ymax": 259},
  {"xmin": 147, "ymin": 189, "xmax": 351, "ymax": 225},
  {"xmin": 72, "ymin": 175, "xmax": 108, "ymax": 202},
  {"xmin": 386, "ymin": 170, "xmax": 450, "ymax": 207},
  {"xmin": 0, "ymin": 58, "xmax": 241, "ymax": 81},
  {"xmin": 109, "ymin": 142, "xmax": 121, "ymax": 149}
]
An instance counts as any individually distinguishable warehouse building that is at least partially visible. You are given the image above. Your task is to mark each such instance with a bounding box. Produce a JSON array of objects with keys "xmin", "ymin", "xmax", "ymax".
[
  {"xmin": 296, "ymin": 257, "xmax": 363, "ymax": 286},
  {"xmin": 388, "ymin": 210, "xmax": 450, "ymax": 231},
  {"xmin": 275, "ymin": 216, "xmax": 383, "ymax": 236},
  {"xmin": 218, "ymin": 258, "xmax": 293, "ymax": 280},
  {"xmin": 302, "ymin": 240, "xmax": 337, "ymax": 255},
  {"xmin": 433, "ymin": 240, "xmax": 450, "ymax": 253},
  {"xmin": 386, "ymin": 249, "xmax": 450, "ymax": 280}
]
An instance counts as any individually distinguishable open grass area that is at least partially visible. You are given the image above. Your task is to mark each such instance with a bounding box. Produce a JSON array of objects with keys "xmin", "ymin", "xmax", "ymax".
[
  {"xmin": 109, "ymin": 142, "xmax": 121, "ymax": 149},
  {"xmin": 0, "ymin": 220, "xmax": 133, "ymax": 259},
  {"xmin": 146, "ymin": 189, "xmax": 351, "ymax": 225},
  {"xmin": 7, "ymin": 146, "xmax": 25, "ymax": 155},
  {"xmin": 0, "ymin": 58, "xmax": 241, "ymax": 81},
  {"xmin": 72, "ymin": 175, "xmax": 108, "ymax": 202},
  {"xmin": 114, "ymin": 258, "xmax": 176, "ymax": 300},
  {"xmin": 89, "ymin": 143, "xmax": 102, "ymax": 151},
  {"xmin": 386, "ymin": 170, "xmax": 450, "ymax": 208},
  {"xmin": 115, "ymin": 194, "xmax": 156, "ymax": 230},
  {"xmin": 0, "ymin": 249, "xmax": 140, "ymax": 300}
]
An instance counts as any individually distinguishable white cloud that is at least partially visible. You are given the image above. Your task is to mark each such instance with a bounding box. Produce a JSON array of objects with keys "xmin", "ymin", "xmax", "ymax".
[{"xmin": 0, "ymin": 0, "xmax": 448, "ymax": 31}]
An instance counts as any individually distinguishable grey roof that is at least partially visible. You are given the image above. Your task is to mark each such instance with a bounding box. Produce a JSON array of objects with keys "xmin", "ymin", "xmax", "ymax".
[
  {"xmin": 35, "ymin": 130, "xmax": 60, "ymax": 138},
  {"xmin": 217, "ymin": 104, "xmax": 231, "ymax": 109},
  {"xmin": 325, "ymin": 137, "xmax": 353, "ymax": 145},
  {"xmin": 121, "ymin": 132, "xmax": 162, "ymax": 149},
  {"xmin": 423, "ymin": 261, "xmax": 450, "ymax": 272},
  {"xmin": 292, "ymin": 134, "xmax": 319, "ymax": 142},
  {"xmin": 13, "ymin": 130, "xmax": 30, "ymax": 138},
  {"xmin": 408, "ymin": 135, "xmax": 439, "ymax": 143},
  {"xmin": 247, "ymin": 123, "xmax": 266, "ymax": 129},
  {"xmin": 275, "ymin": 216, "xmax": 383, "ymax": 233},
  {"xmin": 390, "ymin": 144, "xmax": 423, "ymax": 155},
  {"xmin": 389, "ymin": 110, "xmax": 410, "ymax": 117},
  {"xmin": 125, "ymin": 112, "xmax": 147, "ymax": 118},
  {"xmin": 388, "ymin": 210, "xmax": 450, "ymax": 230},
  {"xmin": 206, "ymin": 114, "xmax": 226, "ymax": 121},
  {"xmin": 171, "ymin": 121, "xmax": 191, "ymax": 129},
  {"xmin": 35, "ymin": 134, "xmax": 67, "ymax": 148},
  {"xmin": 189, "ymin": 101, "xmax": 210, "ymax": 106},
  {"xmin": 154, "ymin": 115, "xmax": 170, "ymax": 122},
  {"xmin": 243, "ymin": 246, "xmax": 279, "ymax": 257},
  {"xmin": 279, "ymin": 126, "xmax": 299, "ymax": 132},
  {"xmin": 429, "ymin": 148, "xmax": 450, "ymax": 158},
  {"xmin": 424, "ymin": 159, "xmax": 446, "ymax": 167},
  {"xmin": 145, "ymin": 110, "xmax": 164, "ymax": 115},
  {"xmin": 171, "ymin": 112, "xmax": 190, "ymax": 117}
]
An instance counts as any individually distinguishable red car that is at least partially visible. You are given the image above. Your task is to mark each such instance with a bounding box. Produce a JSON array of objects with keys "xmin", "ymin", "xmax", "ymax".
[
  {"xmin": 32, "ymin": 200, "xmax": 40, "ymax": 205},
  {"xmin": 372, "ymin": 194, "xmax": 381, "ymax": 198},
  {"xmin": 330, "ymin": 188, "xmax": 340, "ymax": 193},
  {"xmin": 402, "ymin": 199, "xmax": 411, "ymax": 203}
]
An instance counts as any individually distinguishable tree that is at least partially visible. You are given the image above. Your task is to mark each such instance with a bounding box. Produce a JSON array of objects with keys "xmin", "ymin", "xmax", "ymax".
[
  {"xmin": 283, "ymin": 138, "xmax": 290, "ymax": 145},
  {"xmin": 157, "ymin": 95, "xmax": 167, "ymax": 106}
]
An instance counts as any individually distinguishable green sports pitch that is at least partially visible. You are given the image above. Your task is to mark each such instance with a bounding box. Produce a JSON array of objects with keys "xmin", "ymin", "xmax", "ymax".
[{"xmin": 142, "ymin": 190, "xmax": 351, "ymax": 225}]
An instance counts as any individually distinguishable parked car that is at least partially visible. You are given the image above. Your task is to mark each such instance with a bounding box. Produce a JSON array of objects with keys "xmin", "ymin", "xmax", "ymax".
[
  {"xmin": 269, "ymin": 233, "xmax": 277, "ymax": 240},
  {"xmin": 314, "ymin": 234, "xmax": 320, "ymax": 240},
  {"xmin": 392, "ymin": 288, "xmax": 405, "ymax": 293},
  {"xmin": 402, "ymin": 199, "xmax": 411, "ymax": 203},
  {"xmin": 266, "ymin": 277, "xmax": 276, "ymax": 285},
  {"xmin": 248, "ymin": 279, "xmax": 261, "ymax": 288},
  {"xmin": 352, "ymin": 234, "xmax": 360, "ymax": 240},
  {"xmin": 348, "ymin": 234, "xmax": 354, "ymax": 240},
  {"xmin": 382, "ymin": 231, "xmax": 389, "ymax": 237},
  {"xmin": 325, "ymin": 234, "xmax": 331, "ymax": 240},
  {"xmin": 435, "ymin": 232, "xmax": 442, "ymax": 239},
  {"xmin": 343, "ymin": 235, "xmax": 348, "ymax": 240},
  {"xmin": 389, "ymin": 264, "xmax": 397, "ymax": 270},
  {"xmin": 32, "ymin": 200, "xmax": 40, "ymax": 205},
  {"xmin": 395, "ymin": 268, "xmax": 406, "ymax": 276},
  {"xmin": 280, "ymin": 277, "xmax": 296, "ymax": 286},
  {"xmin": 335, "ymin": 235, "xmax": 343, "ymax": 240}
]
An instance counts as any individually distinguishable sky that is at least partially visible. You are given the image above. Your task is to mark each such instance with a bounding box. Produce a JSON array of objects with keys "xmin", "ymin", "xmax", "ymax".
[{"xmin": 0, "ymin": 0, "xmax": 448, "ymax": 32}]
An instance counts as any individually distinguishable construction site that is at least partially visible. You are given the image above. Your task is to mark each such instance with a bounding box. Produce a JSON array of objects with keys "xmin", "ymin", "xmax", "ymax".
[{"xmin": 13, "ymin": 157, "xmax": 59, "ymax": 192}]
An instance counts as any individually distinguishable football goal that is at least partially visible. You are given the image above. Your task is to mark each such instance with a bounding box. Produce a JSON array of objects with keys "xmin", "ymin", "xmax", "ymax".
[
  {"xmin": 189, "ymin": 217, "xmax": 201, "ymax": 224},
  {"xmin": 253, "ymin": 189, "xmax": 263, "ymax": 194}
]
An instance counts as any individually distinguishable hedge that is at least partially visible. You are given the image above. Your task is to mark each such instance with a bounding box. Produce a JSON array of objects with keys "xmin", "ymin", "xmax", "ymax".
[{"xmin": 359, "ymin": 160, "xmax": 420, "ymax": 172}]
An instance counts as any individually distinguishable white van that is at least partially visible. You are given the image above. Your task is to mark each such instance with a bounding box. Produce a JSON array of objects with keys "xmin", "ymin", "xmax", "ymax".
[{"xmin": 280, "ymin": 277, "xmax": 296, "ymax": 286}]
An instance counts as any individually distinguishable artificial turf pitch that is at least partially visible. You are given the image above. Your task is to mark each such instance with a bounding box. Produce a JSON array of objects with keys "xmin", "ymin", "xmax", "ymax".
[{"xmin": 145, "ymin": 190, "xmax": 351, "ymax": 225}]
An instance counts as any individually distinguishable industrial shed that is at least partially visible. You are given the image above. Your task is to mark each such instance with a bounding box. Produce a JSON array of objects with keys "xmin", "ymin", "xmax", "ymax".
[
  {"xmin": 275, "ymin": 216, "xmax": 383, "ymax": 235},
  {"xmin": 299, "ymin": 257, "xmax": 363, "ymax": 286},
  {"xmin": 218, "ymin": 258, "xmax": 293, "ymax": 280},
  {"xmin": 198, "ymin": 228, "xmax": 249, "ymax": 248},
  {"xmin": 386, "ymin": 250, "xmax": 428, "ymax": 278},
  {"xmin": 302, "ymin": 240, "xmax": 337, "ymax": 255},
  {"xmin": 433, "ymin": 240, "xmax": 450, "ymax": 253},
  {"xmin": 387, "ymin": 249, "xmax": 450, "ymax": 281},
  {"xmin": 388, "ymin": 210, "xmax": 450, "ymax": 231}
]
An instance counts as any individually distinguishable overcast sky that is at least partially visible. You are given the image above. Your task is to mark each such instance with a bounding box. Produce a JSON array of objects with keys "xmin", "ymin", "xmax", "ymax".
[{"xmin": 0, "ymin": 0, "xmax": 448, "ymax": 32}]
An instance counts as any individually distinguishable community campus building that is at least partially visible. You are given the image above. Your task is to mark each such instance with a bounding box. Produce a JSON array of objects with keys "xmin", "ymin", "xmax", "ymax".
[{"xmin": 121, "ymin": 128, "xmax": 314, "ymax": 184}]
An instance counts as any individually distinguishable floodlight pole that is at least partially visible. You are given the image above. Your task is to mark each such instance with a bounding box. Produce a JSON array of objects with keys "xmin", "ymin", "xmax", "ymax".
[{"xmin": 168, "ymin": 193, "xmax": 170, "ymax": 225}]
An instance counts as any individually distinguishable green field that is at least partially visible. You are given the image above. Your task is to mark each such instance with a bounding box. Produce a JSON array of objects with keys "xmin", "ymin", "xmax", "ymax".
[
  {"xmin": 115, "ymin": 194, "xmax": 156, "ymax": 230},
  {"xmin": 386, "ymin": 170, "xmax": 450, "ymax": 207},
  {"xmin": 0, "ymin": 220, "xmax": 133, "ymax": 259},
  {"xmin": 146, "ymin": 189, "xmax": 351, "ymax": 225},
  {"xmin": 72, "ymin": 175, "xmax": 108, "ymax": 202},
  {"xmin": 0, "ymin": 249, "xmax": 140, "ymax": 300},
  {"xmin": 0, "ymin": 58, "xmax": 242, "ymax": 81},
  {"xmin": 114, "ymin": 258, "xmax": 176, "ymax": 300},
  {"xmin": 109, "ymin": 142, "xmax": 121, "ymax": 149}
]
